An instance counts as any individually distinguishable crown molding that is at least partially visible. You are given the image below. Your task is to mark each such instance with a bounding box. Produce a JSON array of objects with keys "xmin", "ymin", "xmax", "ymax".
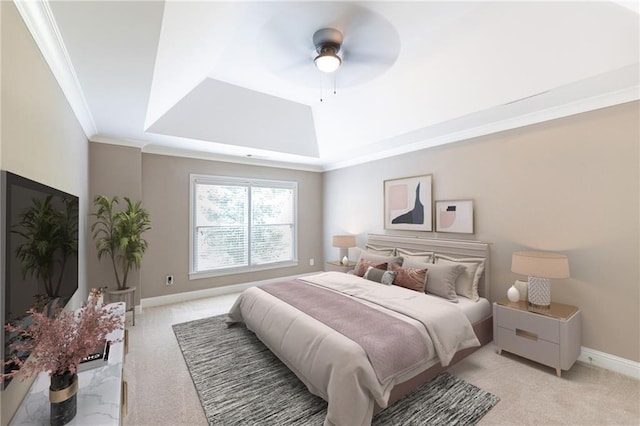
[
  {"xmin": 91, "ymin": 84, "xmax": 637, "ymax": 174},
  {"xmin": 90, "ymin": 136, "xmax": 324, "ymax": 172},
  {"xmin": 90, "ymin": 135, "xmax": 147, "ymax": 149},
  {"xmin": 142, "ymin": 145, "xmax": 325, "ymax": 173},
  {"xmin": 323, "ymin": 85, "xmax": 639, "ymax": 171},
  {"xmin": 13, "ymin": 0, "xmax": 97, "ymax": 137}
]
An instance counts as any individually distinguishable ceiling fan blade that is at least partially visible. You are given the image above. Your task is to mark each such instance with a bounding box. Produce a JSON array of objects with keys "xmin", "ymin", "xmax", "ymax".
[
  {"xmin": 337, "ymin": 61, "xmax": 390, "ymax": 87},
  {"xmin": 277, "ymin": 57, "xmax": 313, "ymax": 73},
  {"xmin": 324, "ymin": 3, "xmax": 365, "ymax": 34},
  {"xmin": 342, "ymin": 50, "xmax": 397, "ymax": 67}
]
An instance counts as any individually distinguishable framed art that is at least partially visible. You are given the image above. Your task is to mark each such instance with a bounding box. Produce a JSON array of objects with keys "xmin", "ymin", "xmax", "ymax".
[
  {"xmin": 384, "ymin": 174, "xmax": 432, "ymax": 231},
  {"xmin": 435, "ymin": 199, "xmax": 474, "ymax": 234}
]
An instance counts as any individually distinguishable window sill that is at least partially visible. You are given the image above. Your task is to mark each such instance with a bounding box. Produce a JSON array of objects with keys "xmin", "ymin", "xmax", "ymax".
[{"xmin": 189, "ymin": 261, "xmax": 299, "ymax": 280}]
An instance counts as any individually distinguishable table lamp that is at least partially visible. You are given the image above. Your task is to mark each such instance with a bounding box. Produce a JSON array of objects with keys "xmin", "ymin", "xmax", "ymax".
[
  {"xmin": 511, "ymin": 251, "xmax": 570, "ymax": 307},
  {"xmin": 332, "ymin": 235, "xmax": 356, "ymax": 265}
]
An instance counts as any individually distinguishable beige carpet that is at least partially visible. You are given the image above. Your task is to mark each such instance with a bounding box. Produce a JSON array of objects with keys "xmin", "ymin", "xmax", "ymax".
[{"xmin": 123, "ymin": 293, "xmax": 640, "ymax": 426}]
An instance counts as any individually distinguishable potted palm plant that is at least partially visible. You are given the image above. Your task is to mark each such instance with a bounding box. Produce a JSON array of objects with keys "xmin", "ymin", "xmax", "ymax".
[
  {"xmin": 90, "ymin": 195, "xmax": 151, "ymax": 325},
  {"xmin": 12, "ymin": 195, "xmax": 78, "ymax": 301}
]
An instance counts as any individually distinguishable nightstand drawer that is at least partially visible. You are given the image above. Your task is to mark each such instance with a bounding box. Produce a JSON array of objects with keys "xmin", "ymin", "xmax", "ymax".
[
  {"xmin": 496, "ymin": 326, "xmax": 560, "ymax": 368},
  {"xmin": 496, "ymin": 306, "xmax": 559, "ymax": 343}
]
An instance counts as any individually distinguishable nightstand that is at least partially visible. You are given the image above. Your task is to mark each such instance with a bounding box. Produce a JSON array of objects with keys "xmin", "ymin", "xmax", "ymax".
[
  {"xmin": 493, "ymin": 298, "xmax": 581, "ymax": 377},
  {"xmin": 325, "ymin": 261, "xmax": 355, "ymax": 273}
]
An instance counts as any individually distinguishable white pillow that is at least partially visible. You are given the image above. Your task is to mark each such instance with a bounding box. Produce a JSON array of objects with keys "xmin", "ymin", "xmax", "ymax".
[
  {"xmin": 365, "ymin": 244, "xmax": 396, "ymax": 256},
  {"xmin": 397, "ymin": 248, "xmax": 434, "ymax": 264},
  {"xmin": 434, "ymin": 254, "xmax": 485, "ymax": 302}
]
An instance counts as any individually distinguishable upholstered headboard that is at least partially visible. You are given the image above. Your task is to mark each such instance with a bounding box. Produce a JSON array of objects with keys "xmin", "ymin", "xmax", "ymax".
[{"xmin": 365, "ymin": 234, "xmax": 491, "ymax": 300}]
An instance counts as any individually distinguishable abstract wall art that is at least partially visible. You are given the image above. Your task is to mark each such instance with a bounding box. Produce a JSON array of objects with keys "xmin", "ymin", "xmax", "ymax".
[
  {"xmin": 384, "ymin": 175, "xmax": 432, "ymax": 231},
  {"xmin": 435, "ymin": 199, "xmax": 474, "ymax": 234}
]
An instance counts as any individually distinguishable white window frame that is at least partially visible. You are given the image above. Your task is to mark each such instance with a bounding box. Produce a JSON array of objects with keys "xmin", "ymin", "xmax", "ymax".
[{"xmin": 189, "ymin": 174, "xmax": 298, "ymax": 279}]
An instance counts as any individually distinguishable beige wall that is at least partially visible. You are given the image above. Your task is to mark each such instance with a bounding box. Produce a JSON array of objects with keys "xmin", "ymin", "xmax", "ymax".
[
  {"xmin": 141, "ymin": 153, "xmax": 324, "ymax": 298},
  {"xmin": 88, "ymin": 148, "xmax": 324, "ymax": 300},
  {"xmin": 323, "ymin": 101, "xmax": 640, "ymax": 363},
  {"xmin": 88, "ymin": 143, "xmax": 142, "ymax": 305},
  {"xmin": 1, "ymin": 2, "xmax": 89, "ymax": 424}
]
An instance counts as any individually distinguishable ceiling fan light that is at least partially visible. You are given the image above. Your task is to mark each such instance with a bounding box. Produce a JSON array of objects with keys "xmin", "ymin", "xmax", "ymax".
[{"xmin": 314, "ymin": 52, "xmax": 341, "ymax": 73}]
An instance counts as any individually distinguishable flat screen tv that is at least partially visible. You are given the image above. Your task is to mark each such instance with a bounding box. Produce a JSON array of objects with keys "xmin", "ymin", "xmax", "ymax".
[{"xmin": 1, "ymin": 171, "xmax": 79, "ymax": 388}]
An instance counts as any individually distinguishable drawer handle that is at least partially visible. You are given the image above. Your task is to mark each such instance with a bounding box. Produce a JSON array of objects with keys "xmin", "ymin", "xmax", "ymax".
[{"xmin": 516, "ymin": 328, "xmax": 538, "ymax": 341}]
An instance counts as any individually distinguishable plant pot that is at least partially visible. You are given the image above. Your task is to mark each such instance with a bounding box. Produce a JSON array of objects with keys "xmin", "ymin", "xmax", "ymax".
[
  {"xmin": 107, "ymin": 287, "xmax": 136, "ymax": 325},
  {"xmin": 49, "ymin": 372, "xmax": 77, "ymax": 426},
  {"xmin": 106, "ymin": 286, "xmax": 135, "ymax": 305}
]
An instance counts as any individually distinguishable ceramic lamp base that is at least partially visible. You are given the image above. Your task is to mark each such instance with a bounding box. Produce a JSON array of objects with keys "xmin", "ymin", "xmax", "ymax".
[
  {"xmin": 527, "ymin": 276, "xmax": 551, "ymax": 307},
  {"xmin": 338, "ymin": 248, "xmax": 348, "ymax": 262}
]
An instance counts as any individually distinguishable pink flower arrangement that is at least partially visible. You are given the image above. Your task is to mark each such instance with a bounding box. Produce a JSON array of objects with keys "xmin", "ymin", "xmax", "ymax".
[{"xmin": 1, "ymin": 299, "xmax": 123, "ymax": 381}]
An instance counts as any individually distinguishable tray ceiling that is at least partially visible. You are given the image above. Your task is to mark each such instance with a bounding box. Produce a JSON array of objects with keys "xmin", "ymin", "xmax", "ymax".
[{"xmin": 18, "ymin": 1, "xmax": 640, "ymax": 171}]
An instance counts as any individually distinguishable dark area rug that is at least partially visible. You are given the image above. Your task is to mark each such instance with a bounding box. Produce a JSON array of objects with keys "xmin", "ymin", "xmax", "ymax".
[{"xmin": 173, "ymin": 314, "xmax": 499, "ymax": 425}]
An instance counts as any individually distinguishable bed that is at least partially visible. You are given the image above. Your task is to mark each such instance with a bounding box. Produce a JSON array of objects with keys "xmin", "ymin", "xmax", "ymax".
[{"xmin": 228, "ymin": 234, "xmax": 493, "ymax": 426}]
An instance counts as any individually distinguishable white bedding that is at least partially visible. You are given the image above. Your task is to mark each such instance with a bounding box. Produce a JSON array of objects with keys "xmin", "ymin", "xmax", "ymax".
[
  {"xmin": 227, "ymin": 271, "xmax": 480, "ymax": 426},
  {"xmin": 456, "ymin": 295, "xmax": 492, "ymax": 323}
]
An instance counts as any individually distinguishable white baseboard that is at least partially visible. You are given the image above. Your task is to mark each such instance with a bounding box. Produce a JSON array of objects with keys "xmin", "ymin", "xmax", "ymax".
[
  {"xmin": 139, "ymin": 273, "xmax": 315, "ymax": 309},
  {"xmin": 578, "ymin": 347, "xmax": 640, "ymax": 380}
]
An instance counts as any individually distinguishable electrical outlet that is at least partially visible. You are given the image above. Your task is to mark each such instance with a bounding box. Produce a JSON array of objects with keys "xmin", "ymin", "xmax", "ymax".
[
  {"xmin": 309, "ymin": 258, "xmax": 314, "ymax": 266},
  {"xmin": 166, "ymin": 275, "xmax": 174, "ymax": 285}
]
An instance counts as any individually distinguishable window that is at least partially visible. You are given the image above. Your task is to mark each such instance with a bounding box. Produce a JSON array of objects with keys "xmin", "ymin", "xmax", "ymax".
[{"xmin": 190, "ymin": 174, "xmax": 297, "ymax": 278}]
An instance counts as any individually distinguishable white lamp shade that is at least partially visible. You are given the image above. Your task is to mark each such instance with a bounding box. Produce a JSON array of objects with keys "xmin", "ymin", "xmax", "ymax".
[
  {"xmin": 314, "ymin": 53, "xmax": 341, "ymax": 73},
  {"xmin": 511, "ymin": 251, "xmax": 570, "ymax": 279},
  {"xmin": 332, "ymin": 235, "xmax": 356, "ymax": 248}
]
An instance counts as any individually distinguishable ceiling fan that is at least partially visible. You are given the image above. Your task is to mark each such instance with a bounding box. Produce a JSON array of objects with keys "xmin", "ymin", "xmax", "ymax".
[
  {"xmin": 256, "ymin": 3, "xmax": 401, "ymax": 89},
  {"xmin": 313, "ymin": 28, "xmax": 343, "ymax": 73}
]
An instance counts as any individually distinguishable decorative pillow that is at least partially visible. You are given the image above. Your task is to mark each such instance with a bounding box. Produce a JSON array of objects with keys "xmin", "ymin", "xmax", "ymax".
[
  {"xmin": 353, "ymin": 251, "xmax": 403, "ymax": 276},
  {"xmin": 404, "ymin": 259, "xmax": 463, "ymax": 302},
  {"xmin": 363, "ymin": 266, "xmax": 397, "ymax": 285},
  {"xmin": 365, "ymin": 244, "xmax": 396, "ymax": 256},
  {"xmin": 397, "ymin": 248, "xmax": 434, "ymax": 264},
  {"xmin": 434, "ymin": 254, "xmax": 485, "ymax": 302},
  {"xmin": 389, "ymin": 263, "xmax": 427, "ymax": 293},
  {"xmin": 354, "ymin": 260, "xmax": 387, "ymax": 277}
]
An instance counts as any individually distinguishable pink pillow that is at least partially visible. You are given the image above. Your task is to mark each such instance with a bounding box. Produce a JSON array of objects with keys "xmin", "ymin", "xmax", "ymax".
[
  {"xmin": 355, "ymin": 260, "xmax": 387, "ymax": 277},
  {"xmin": 389, "ymin": 263, "xmax": 427, "ymax": 293}
]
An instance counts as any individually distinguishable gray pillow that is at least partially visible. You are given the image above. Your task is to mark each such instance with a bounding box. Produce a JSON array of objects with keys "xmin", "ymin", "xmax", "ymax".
[
  {"xmin": 403, "ymin": 259, "xmax": 465, "ymax": 302},
  {"xmin": 363, "ymin": 266, "xmax": 397, "ymax": 285}
]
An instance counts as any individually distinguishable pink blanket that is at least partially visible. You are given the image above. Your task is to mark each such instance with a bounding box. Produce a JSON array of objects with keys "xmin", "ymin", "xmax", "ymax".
[{"xmin": 260, "ymin": 280, "xmax": 429, "ymax": 383}]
